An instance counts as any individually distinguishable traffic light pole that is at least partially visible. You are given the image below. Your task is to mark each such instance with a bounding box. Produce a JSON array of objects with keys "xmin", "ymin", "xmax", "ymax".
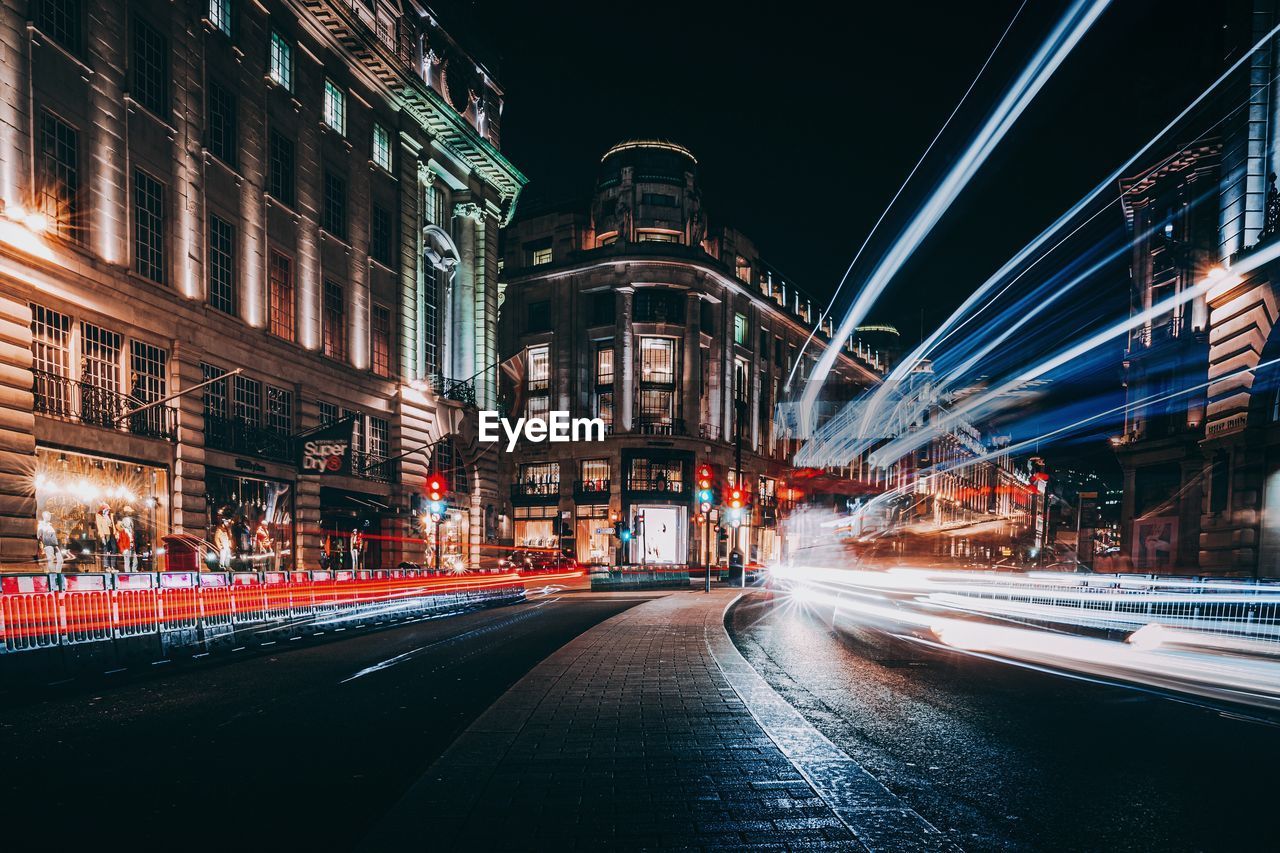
[
  {"xmin": 704, "ymin": 510, "xmax": 711, "ymax": 593},
  {"xmin": 434, "ymin": 515, "xmax": 442, "ymax": 573}
]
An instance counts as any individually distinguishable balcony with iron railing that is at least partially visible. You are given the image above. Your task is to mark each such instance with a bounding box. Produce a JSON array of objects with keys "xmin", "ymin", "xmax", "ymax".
[
  {"xmin": 634, "ymin": 416, "xmax": 686, "ymax": 437},
  {"xmin": 204, "ymin": 415, "xmax": 293, "ymax": 463},
  {"xmin": 624, "ymin": 476, "xmax": 690, "ymax": 497},
  {"xmin": 511, "ymin": 479, "xmax": 561, "ymax": 502},
  {"xmin": 573, "ymin": 479, "xmax": 611, "ymax": 499},
  {"xmin": 350, "ymin": 450, "xmax": 398, "ymax": 483},
  {"xmin": 33, "ymin": 370, "xmax": 177, "ymax": 441},
  {"xmin": 431, "ymin": 374, "xmax": 477, "ymax": 406}
]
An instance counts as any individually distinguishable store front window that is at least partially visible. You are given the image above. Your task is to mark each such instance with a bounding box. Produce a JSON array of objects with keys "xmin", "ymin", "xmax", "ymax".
[
  {"xmin": 628, "ymin": 504, "xmax": 686, "ymax": 565},
  {"xmin": 420, "ymin": 507, "xmax": 470, "ymax": 572},
  {"xmin": 514, "ymin": 504, "xmax": 558, "ymax": 549},
  {"xmin": 33, "ymin": 448, "xmax": 170, "ymax": 572},
  {"xmin": 206, "ymin": 471, "xmax": 295, "ymax": 571},
  {"xmin": 575, "ymin": 504, "xmax": 611, "ymax": 565}
]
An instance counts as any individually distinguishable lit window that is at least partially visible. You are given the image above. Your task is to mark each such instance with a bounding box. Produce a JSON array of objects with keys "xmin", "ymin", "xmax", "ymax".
[
  {"xmin": 323, "ymin": 79, "xmax": 345, "ymax": 134},
  {"xmin": 371, "ymin": 304, "xmax": 392, "ymax": 378},
  {"xmin": 734, "ymin": 312, "xmax": 748, "ymax": 345},
  {"xmin": 735, "ymin": 256, "xmax": 751, "ymax": 283},
  {"xmin": 208, "ymin": 0, "xmax": 230, "ymax": 35},
  {"xmin": 531, "ymin": 247, "xmax": 552, "ymax": 265},
  {"xmin": 269, "ymin": 31, "xmax": 292, "ymax": 90},
  {"xmin": 526, "ymin": 344, "xmax": 550, "ymax": 391},
  {"xmin": 372, "ymin": 123, "xmax": 392, "ymax": 171},
  {"xmin": 595, "ymin": 345, "xmax": 614, "ymax": 385},
  {"xmin": 636, "ymin": 230, "xmax": 680, "ymax": 244},
  {"xmin": 640, "ymin": 337, "xmax": 675, "ymax": 384},
  {"xmin": 268, "ymin": 250, "xmax": 294, "ymax": 341}
]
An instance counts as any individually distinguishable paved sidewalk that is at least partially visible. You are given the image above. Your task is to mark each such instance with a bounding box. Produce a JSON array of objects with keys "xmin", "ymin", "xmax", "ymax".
[{"xmin": 365, "ymin": 591, "xmax": 950, "ymax": 851}]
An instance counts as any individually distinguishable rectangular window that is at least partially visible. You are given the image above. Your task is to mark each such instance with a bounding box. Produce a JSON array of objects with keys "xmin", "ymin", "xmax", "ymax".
[
  {"xmin": 580, "ymin": 459, "xmax": 609, "ymax": 484},
  {"xmin": 323, "ymin": 280, "xmax": 345, "ymax": 360},
  {"xmin": 519, "ymin": 462, "xmax": 559, "ymax": 489},
  {"xmin": 267, "ymin": 129, "xmax": 295, "ymax": 205},
  {"xmin": 371, "ymin": 204, "xmax": 393, "ymax": 266},
  {"xmin": 595, "ymin": 344, "xmax": 614, "ymax": 385},
  {"xmin": 640, "ymin": 337, "xmax": 676, "ymax": 384},
  {"xmin": 531, "ymin": 247, "xmax": 552, "ymax": 265},
  {"xmin": 38, "ymin": 0, "xmax": 82, "ymax": 53},
  {"xmin": 268, "ymin": 250, "xmax": 294, "ymax": 341},
  {"xmin": 526, "ymin": 393, "xmax": 550, "ymax": 422},
  {"xmin": 202, "ymin": 363, "xmax": 228, "ymax": 419},
  {"xmin": 527, "ymin": 299, "xmax": 551, "ymax": 333},
  {"xmin": 207, "ymin": 0, "xmax": 231, "ymax": 35},
  {"xmin": 322, "ymin": 170, "xmax": 347, "ymax": 239},
  {"xmin": 734, "ymin": 312, "xmax": 748, "ymax": 345},
  {"xmin": 423, "ymin": 264, "xmax": 440, "ymax": 376},
  {"xmin": 132, "ymin": 17, "xmax": 168, "ymax": 116},
  {"xmin": 633, "ymin": 289, "xmax": 683, "ymax": 323},
  {"xmin": 318, "ymin": 400, "xmax": 338, "ymax": 425},
  {"xmin": 81, "ymin": 323, "xmax": 121, "ymax": 393},
  {"xmin": 31, "ymin": 305, "xmax": 71, "ymax": 415},
  {"xmin": 641, "ymin": 192, "xmax": 677, "ymax": 207},
  {"xmin": 133, "ymin": 169, "xmax": 165, "ymax": 283},
  {"xmin": 639, "ymin": 388, "xmax": 673, "ymax": 422},
  {"xmin": 323, "ymin": 79, "xmax": 345, "ymax": 134},
  {"xmin": 636, "ymin": 230, "xmax": 680, "ymax": 243},
  {"xmin": 735, "ymin": 256, "xmax": 751, "ymax": 283},
  {"xmin": 130, "ymin": 340, "xmax": 167, "ymax": 403},
  {"xmin": 207, "ymin": 79, "xmax": 237, "ymax": 166},
  {"xmin": 372, "ymin": 123, "xmax": 392, "ymax": 171},
  {"xmin": 368, "ymin": 416, "xmax": 388, "ymax": 459},
  {"xmin": 267, "ymin": 385, "xmax": 292, "ymax": 434},
  {"xmin": 427, "ymin": 185, "xmax": 446, "ymax": 226},
  {"xmin": 207, "ymin": 214, "xmax": 236, "ymax": 315},
  {"xmin": 269, "ymin": 31, "xmax": 292, "ymax": 90},
  {"xmin": 699, "ymin": 300, "xmax": 713, "ymax": 334},
  {"xmin": 526, "ymin": 343, "xmax": 550, "ymax": 391},
  {"xmin": 37, "ymin": 112, "xmax": 80, "ymax": 242},
  {"xmin": 233, "ymin": 374, "xmax": 262, "ymax": 425},
  {"xmin": 734, "ymin": 357, "xmax": 750, "ymax": 402},
  {"xmin": 371, "ymin": 304, "xmax": 392, "ymax": 378},
  {"xmin": 596, "ymin": 391, "xmax": 613, "ymax": 430}
]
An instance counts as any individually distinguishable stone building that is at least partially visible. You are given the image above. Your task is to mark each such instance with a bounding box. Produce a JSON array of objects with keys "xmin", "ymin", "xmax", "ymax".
[
  {"xmin": 496, "ymin": 140, "xmax": 882, "ymax": 569},
  {"xmin": 0, "ymin": 0, "xmax": 524, "ymax": 572}
]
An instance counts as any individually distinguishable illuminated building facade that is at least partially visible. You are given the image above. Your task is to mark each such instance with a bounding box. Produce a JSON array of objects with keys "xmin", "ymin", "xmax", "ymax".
[
  {"xmin": 0, "ymin": 0, "xmax": 524, "ymax": 571},
  {"xmin": 1113, "ymin": 144, "xmax": 1218, "ymax": 571},
  {"xmin": 497, "ymin": 140, "xmax": 882, "ymax": 569}
]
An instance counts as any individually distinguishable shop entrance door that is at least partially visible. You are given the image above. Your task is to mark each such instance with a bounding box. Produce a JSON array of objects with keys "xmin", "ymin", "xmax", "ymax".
[{"xmin": 630, "ymin": 504, "xmax": 685, "ymax": 564}]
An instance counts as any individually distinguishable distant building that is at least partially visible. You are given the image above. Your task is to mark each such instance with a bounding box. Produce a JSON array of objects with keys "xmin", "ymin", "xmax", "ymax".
[{"xmin": 497, "ymin": 140, "xmax": 882, "ymax": 568}]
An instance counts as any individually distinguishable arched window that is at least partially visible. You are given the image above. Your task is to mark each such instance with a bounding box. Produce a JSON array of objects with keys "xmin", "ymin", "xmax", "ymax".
[{"xmin": 422, "ymin": 224, "xmax": 459, "ymax": 379}]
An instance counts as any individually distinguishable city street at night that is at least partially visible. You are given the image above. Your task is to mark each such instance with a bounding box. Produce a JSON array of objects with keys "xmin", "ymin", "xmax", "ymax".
[
  {"xmin": 731, "ymin": 591, "xmax": 1280, "ymax": 852},
  {"xmin": 0, "ymin": 592, "xmax": 650, "ymax": 849},
  {"xmin": 8, "ymin": 0, "xmax": 1280, "ymax": 849}
]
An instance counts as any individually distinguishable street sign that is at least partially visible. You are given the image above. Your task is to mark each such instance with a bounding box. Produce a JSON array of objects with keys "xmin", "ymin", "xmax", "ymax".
[{"xmin": 595, "ymin": 527, "xmax": 613, "ymax": 535}]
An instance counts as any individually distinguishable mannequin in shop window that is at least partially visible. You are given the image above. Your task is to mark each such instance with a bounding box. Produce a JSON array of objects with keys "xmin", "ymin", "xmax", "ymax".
[
  {"xmin": 37, "ymin": 511, "xmax": 62, "ymax": 573},
  {"xmin": 95, "ymin": 504, "xmax": 116, "ymax": 571},
  {"xmin": 214, "ymin": 516, "xmax": 235, "ymax": 570},
  {"xmin": 350, "ymin": 528, "xmax": 364, "ymax": 571},
  {"xmin": 253, "ymin": 518, "xmax": 275, "ymax": 572},
  {"xmin": 116, "ymin": 508, "xmax": 137, "ymax": 572}
]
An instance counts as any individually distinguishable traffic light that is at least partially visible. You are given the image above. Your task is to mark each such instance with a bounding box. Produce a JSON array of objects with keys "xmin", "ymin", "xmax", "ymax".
[
  {"xmin": 726, "ymin": 485, "xmax": 748, "ymax": 527},
  {"xmin": 697, "ymin": 463, "xmax": 716, "ymax": 513},
  {"xmin": 426, "ymin": 473, "xmax": 448, "ymax": 520},
  {"xmin": 727, "ymin": 487, "xmax": 744, "ymax": 511}
]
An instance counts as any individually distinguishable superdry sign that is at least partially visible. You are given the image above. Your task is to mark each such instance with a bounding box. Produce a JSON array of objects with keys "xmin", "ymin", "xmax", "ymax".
[{"xmin": 298, "ymin": 418, "xmax": 355, "ymax": 476}]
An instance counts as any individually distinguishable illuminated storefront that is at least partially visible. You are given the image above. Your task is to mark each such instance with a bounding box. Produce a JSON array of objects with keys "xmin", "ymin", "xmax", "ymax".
[
  {"xmin": 33, "ymin": 448, "xmax": 170, "ymax": 572},
  {"xmin": 205, "ymin": 471, "xmax": 295, "ymax": 571},
  {"xmin": 514, "ymin": 505, "xmax": 558, "ymax": 549},
  {"xmin": 575, "ymin": 504, "xmax": 611, "ymax": 565}
]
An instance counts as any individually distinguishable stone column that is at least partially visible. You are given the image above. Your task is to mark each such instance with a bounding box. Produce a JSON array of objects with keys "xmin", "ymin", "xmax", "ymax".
[
  {"xmin": 616, "ymin": 286, "xmax": 634, "ymax": 432},
  {"xmin": 0, "ymin": 292, "xmax": 36, "ymax": 566},
  {"xmin": 682, "ymin": 293, "xmax": 701, "ymax": 435},
  {"xmin": 452, "ymin": 200, "xmax": 481, "ymax": 388},
  {"xmin": 171, "ymin": 343, "xmax": 207, "ymax": 537}
]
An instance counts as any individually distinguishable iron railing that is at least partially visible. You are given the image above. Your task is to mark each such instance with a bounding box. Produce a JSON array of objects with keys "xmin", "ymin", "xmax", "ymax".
[
  {"xmin": 634, "ymin": 416, "xmax": 686, "ymax": 436},
  {"xmin": 351, "ymin": 450, "xmax": 398, "ymax": 483},
  {"xmin": 33, "ymin": 370, "xmax": 176, "ymax": 441},
  {"xmin": 432, "ymin": 374, "xmax": 477, "ymax": 406},
  {"xmin": 204, "ymin": 415, "xmax": 293, "ymax": 462},
  {"xmin": 625, "ymin": 477, "xmax": 689, "ymax": 496},
  {"xmin": 574, "ymin": 479, "xmax": 611, "ymax": 497},
  {"xmin": 512, "ymin": 480, "xmax": 560, "ymax": 498}
]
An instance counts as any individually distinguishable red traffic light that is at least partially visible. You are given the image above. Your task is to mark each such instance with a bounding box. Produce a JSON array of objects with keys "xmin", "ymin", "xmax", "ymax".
[
  {"xmin": 696, "ymin": 463, "xmax": 714, "ymax": 490},
  {"xmin": 728, "ymin": 488, "xmax": 744, "ymax": 510},
  {"xmin": 427, "ymin": 474, "xmax": 447, "ymax": 502}
]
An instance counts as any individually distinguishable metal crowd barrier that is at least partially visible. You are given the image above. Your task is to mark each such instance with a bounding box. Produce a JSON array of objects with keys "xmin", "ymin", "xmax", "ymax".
[{"xmin": 0, "ymin": 570, "xmax": 529, "ymax": 658}]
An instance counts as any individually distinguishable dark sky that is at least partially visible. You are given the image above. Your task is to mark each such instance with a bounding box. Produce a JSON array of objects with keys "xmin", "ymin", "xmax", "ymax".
[{"xmin": 453, "ymin": 0, "xmax": 1224, "ymax": 340}]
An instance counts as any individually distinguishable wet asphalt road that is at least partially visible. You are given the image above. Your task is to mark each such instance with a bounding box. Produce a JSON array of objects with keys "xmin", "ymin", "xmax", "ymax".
[
  {"xmin": 729, "ymin": 591, "xmax": 1280, "ymax": 853},
  {"xmin": 0, "ymin": 593, "xmax": 646, "ymax": 850}
]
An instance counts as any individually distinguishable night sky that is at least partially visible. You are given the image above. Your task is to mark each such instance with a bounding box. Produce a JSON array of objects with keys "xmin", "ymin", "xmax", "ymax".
[
  {"xmin": 443, "ymin": 0, "xmax": 1230, "ymax": 472},
  {"xmin": 458, "ymin": 0, "xmax": 1222, "ymax": 337}
]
